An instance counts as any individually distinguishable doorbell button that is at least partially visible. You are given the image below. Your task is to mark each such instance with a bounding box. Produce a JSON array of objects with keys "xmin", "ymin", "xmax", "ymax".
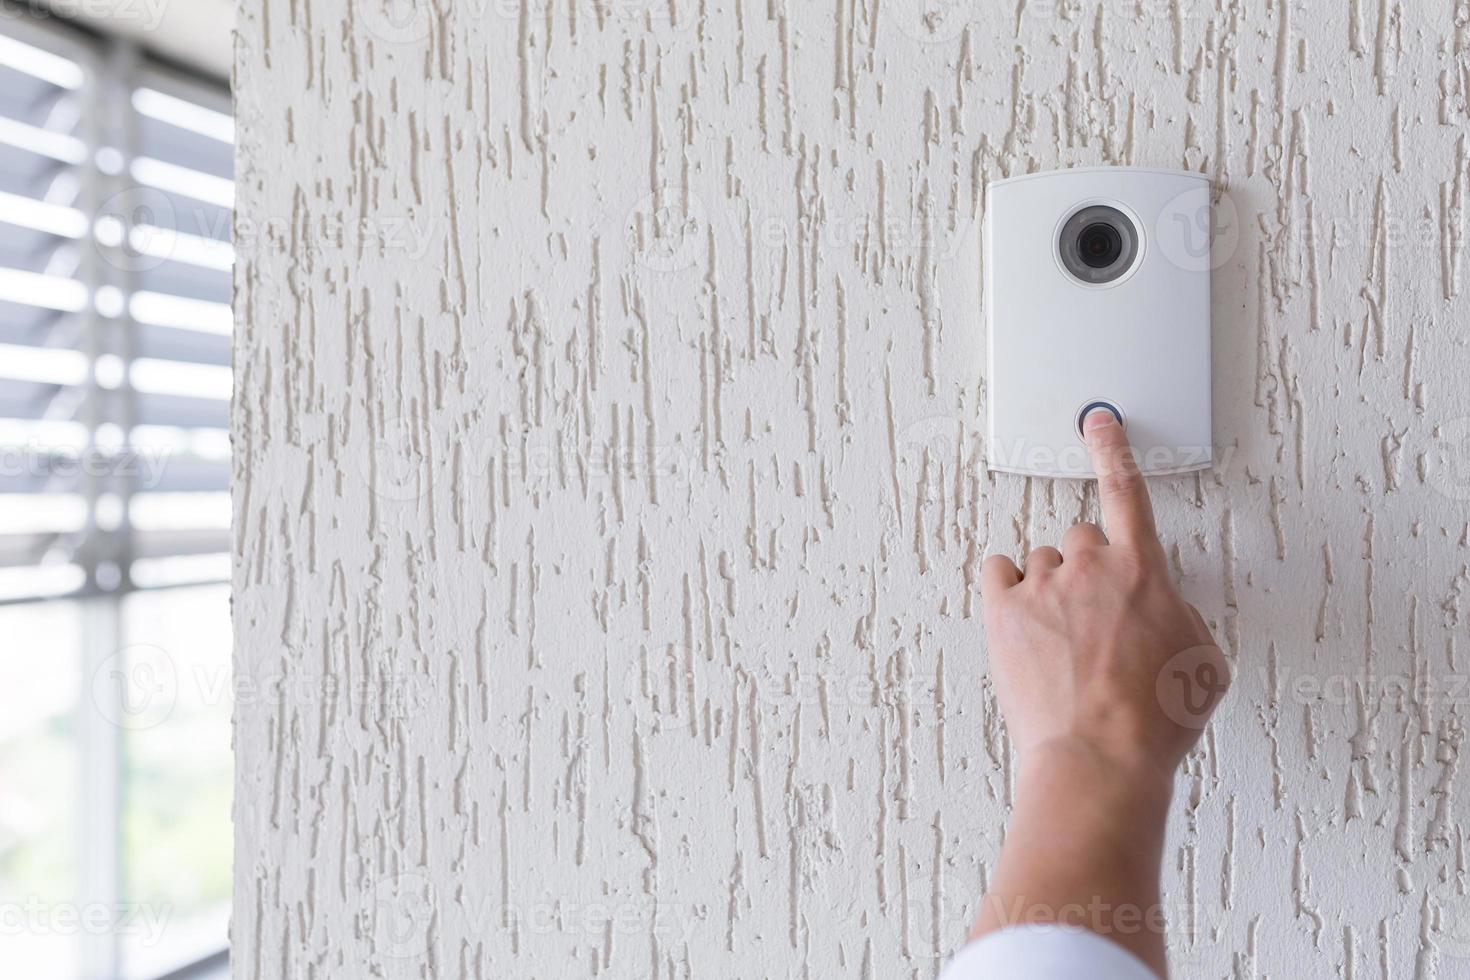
[{"xmin": 1076, "ymin": 400, "xmax": 1125, "ymax": 438}]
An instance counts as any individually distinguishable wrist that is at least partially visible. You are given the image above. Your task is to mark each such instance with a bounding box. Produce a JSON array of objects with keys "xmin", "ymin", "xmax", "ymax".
[
  {"xmin": 981, "ymin": 733, "xmax": 1175, "ymax": 972},
  {"xmin": 1022, "ymin": 735, "xmax": 1176, "ymax": 816}
]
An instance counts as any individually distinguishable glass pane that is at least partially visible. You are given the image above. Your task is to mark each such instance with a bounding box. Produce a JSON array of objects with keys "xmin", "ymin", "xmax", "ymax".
[
  {"xmin": 0, "ymin": 599, "xmax": 82, "ymax": 979},
  {"xmin": 118, "ymin": 583, "xmax": 230, "ymax": 979}
]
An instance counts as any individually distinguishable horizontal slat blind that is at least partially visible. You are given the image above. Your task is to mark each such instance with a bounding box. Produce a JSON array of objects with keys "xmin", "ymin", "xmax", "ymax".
[
  {"xmin": 0, "ymin": 22, "xmax": 232, "ymax": 602},
  {"xmin": 0, "ymin": 23, "xmax": 91, "ymax": 597}
]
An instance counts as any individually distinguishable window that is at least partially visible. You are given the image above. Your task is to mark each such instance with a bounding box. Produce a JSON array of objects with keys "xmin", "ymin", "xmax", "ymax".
[{"xmin": 0, "ymin": 10, "xmax": 232, "ymax": 979}]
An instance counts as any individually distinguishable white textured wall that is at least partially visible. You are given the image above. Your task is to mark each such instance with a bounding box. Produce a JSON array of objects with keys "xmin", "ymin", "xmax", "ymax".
[{"xmin": 232, "ymin": 2, "xmax": 1470, "ymax": 977}]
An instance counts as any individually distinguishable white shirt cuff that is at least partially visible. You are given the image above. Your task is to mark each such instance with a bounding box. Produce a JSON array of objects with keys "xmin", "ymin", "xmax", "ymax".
[{"xmin": 937, "ymin": 924, "xmax": 1160, "ymax": 980}]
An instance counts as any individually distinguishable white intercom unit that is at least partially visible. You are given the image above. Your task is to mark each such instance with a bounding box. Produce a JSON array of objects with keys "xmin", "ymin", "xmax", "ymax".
[{"xmin": 985, "ymin": 167, "xmax": 1213, "ymax": 478}]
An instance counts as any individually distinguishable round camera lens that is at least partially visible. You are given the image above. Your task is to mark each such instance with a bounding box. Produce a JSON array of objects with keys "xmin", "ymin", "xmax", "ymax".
[
  {"xmin": 1078, "ymin": 223, "xmax": 1122, "ymax": 268},
  {"xmin": 1057, "ymin": 205, "xmax": 1140, "ymax": 285}
]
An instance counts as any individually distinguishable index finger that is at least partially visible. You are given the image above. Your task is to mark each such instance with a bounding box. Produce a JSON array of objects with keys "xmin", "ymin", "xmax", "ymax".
[{"xmin": 1082, "ymin": 408, "xmax": 1158, "ymax": 549}]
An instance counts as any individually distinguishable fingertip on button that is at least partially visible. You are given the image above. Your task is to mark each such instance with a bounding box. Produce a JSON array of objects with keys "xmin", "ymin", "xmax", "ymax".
[{"xmin": 1077, "ymin": 400, "xmax": 1124, "ymax": 437}]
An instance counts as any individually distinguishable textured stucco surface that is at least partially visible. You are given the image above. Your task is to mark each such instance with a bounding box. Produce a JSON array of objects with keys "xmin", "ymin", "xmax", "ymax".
[{"xmin": 232, "ymin": 2, "xmax": 1470, "ymax": 977}]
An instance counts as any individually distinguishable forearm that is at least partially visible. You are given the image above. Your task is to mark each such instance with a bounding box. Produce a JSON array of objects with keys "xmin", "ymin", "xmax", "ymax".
[{"xmin": 971, "ymin": 738, "xmax": 1175, "ymax": 978}]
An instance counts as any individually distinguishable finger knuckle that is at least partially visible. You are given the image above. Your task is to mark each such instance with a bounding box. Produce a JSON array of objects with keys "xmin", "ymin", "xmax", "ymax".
[
  {"xmin": 1066, "ymin": 548, "xmax": 1104, "ymax": 574},
  {"xmin": 1116, "ymin": 556, "xmax": 1155, "ymax": 594},
  {"xmin": 1024, "ymin": 548, "xmax": 1059, "ymax": 571}
]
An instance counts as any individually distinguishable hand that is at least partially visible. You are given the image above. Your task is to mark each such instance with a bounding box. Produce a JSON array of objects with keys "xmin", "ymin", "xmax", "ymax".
[
  {"xmin": 969, "ymin": 410, "xmax": 1229, "ymax": 975},
  {"xmin": 981, "ymin": 410, "xmax": 1229, "ymax": 785}
]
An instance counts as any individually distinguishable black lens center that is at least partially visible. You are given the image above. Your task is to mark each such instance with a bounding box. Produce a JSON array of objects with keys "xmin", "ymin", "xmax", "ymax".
[{"xmin": 1078, "ymin": 222, "xmax": 1123, "ymax": 269}]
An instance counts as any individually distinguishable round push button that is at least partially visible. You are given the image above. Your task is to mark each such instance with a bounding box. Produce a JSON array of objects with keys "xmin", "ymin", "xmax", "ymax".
[{"xmin": 1076, "ymin": 400, "xmax": 1125, "ymax": 438}]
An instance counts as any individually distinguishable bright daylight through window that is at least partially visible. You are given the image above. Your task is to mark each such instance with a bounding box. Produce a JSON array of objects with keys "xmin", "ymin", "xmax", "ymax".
[{"xmin": 0, "ymin": 9, "xmax": 232, "ymax": 980}]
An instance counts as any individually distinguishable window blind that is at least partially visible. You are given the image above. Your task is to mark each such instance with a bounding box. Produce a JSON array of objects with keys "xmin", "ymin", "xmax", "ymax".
[{"xmin": 0, "ymin": 20, "xmax": 232, "ymax": 603}]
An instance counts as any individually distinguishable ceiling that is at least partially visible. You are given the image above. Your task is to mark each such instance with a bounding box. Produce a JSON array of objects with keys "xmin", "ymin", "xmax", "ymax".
[{"xmin": 39, "ymin": 0, "xmax": 232, "ymax": 82}]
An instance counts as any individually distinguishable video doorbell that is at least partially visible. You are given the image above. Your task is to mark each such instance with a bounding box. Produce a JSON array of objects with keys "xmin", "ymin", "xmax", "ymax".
[{"xmin": 985, "ymin": 167, "xmax": 1214, "ymax": 478}]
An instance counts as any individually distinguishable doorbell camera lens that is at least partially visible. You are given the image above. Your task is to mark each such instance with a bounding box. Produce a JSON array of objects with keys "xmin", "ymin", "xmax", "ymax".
[
  {"xmin": 1059, "ymin": 204, "xmax": 1139, "ymax": 285},
  {"xmin": 1078, "ymin": 223, "xmax": 1122, "ymax": 268}
]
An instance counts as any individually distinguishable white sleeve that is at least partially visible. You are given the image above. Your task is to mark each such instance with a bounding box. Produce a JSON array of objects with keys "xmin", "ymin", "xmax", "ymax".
[{"xmin": 937, "ymin": 925, "xmax": 1160, "ymax": 980}]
